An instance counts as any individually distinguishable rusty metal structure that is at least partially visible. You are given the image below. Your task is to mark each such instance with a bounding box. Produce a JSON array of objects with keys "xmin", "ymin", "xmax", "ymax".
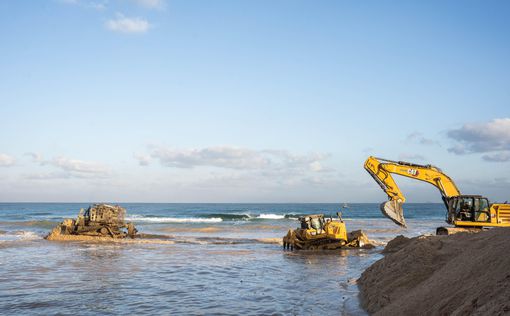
[{"xmin": 57, "ymin": 204, "xmax": 137, "ymax": 238}]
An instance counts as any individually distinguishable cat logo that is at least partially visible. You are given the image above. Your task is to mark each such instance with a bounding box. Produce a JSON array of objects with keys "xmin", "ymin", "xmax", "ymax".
[{"xmin": 407, "ymin": 168, "xmax": 419, "ymax": 177}]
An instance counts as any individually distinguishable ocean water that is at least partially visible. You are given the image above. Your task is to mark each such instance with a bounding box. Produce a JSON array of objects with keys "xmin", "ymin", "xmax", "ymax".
[{"xmin": 0, "ymin": 203, "xmax": 447, "ymax": 315}]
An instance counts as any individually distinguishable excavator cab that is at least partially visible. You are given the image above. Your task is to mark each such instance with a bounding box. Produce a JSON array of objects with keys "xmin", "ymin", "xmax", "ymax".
[{"xmin": 447, "ymin": 195, "xmax": 491, "ymax": 224}]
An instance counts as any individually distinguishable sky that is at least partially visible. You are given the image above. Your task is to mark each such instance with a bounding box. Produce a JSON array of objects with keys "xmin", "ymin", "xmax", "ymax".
[{"xmin": 0, "ymin": 0, "xmax": 509, "ymax": 203}]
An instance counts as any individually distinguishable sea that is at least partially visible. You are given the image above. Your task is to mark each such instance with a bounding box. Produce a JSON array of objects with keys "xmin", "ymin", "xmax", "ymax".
[{"xmin": 0, "ymin": 203, "xmax": 447, "ymax": 315}]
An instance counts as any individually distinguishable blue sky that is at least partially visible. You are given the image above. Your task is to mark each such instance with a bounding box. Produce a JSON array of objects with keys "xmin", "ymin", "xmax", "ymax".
[{"xmin": 1, "ymin": 0, "xmax": 509, "ymax": 202}]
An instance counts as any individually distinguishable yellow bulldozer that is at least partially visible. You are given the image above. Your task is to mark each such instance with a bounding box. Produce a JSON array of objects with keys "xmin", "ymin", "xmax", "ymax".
[
  {"xmin": 364, "ymin": 156, "xmax": 510, "ymax": 234},
  {"xmin": 282, "ymin": 213, "xmax": 370, "ymax": 250}
]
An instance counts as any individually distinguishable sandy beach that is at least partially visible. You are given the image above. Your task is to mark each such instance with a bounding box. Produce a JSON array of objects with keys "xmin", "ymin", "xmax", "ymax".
[{"xmin": 359, "ymin": 228, "xmax": 510, "ymax": 315}]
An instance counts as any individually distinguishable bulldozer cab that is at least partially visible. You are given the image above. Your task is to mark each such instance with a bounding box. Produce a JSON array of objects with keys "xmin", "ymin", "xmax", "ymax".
[
  {"xmin": 84, "ymin": 204, "xmax": 126, "ymax": 226},
  {"xmin": 448, "ymin": 195, "xmax": 490, "ymax": 223},
  {"xmin": 299, "ymin": 214, "xmax": 325, "ymax": 231}
]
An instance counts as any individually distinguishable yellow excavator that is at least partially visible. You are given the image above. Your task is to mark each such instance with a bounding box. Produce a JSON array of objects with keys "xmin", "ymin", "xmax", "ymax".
[{"xmin": 364, "ymin": 156, "xmax": 510, "ymax": 234}]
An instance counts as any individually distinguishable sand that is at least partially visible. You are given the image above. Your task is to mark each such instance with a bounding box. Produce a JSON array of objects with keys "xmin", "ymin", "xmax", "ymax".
[
  {"xmin": 44, "ymin": 224, "xmax": 284, "ymax": 245},
  {"xmin": 358, "ymin": 228, "xmax": 510, "ymax": 315},
  {"xmin": 46, "ymin": 231, "xmax": 177, "ymax": 244}
]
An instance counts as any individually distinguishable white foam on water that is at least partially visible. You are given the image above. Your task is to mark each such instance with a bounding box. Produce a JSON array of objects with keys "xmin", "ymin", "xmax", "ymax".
[
  {"xmin": 126, "ymin": 215, "xmax": 223, "ymax": 223},
  {"xmin": 0, "ymin": 230, "xmax": 41, "ymax": 242},
  {"xmin": 257, "ymin": 214, "xmax": 285, "ymax": 219}
]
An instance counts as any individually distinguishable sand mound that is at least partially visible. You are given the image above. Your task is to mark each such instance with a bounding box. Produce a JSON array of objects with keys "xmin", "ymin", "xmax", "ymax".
[
  {"xmin": 359, "ymin": 228, "xmax": 510, "ymax": 315},
  {"xmin": 381, "ymin": 235, "xmax": 411, "ymax": 254}
]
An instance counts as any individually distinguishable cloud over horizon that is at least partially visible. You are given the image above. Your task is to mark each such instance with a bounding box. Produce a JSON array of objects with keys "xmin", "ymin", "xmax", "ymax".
[
  {"xmin": 447, "ymin": 118, "xmax": 510, "ymax": 162},
  {"xmin": 148, "ymin": 146, "xmax": 331, "ymax": 173},
  {"xmin": 0, "ymin": 153, "xmax": 15, "ymax": 167},
  {"xmin": 50, "ymin": 156, "xmax": 110, "ymax": 174},
  {"xmin": 23, "ymin": 154, "xmax": 112, "ymax": 179}
]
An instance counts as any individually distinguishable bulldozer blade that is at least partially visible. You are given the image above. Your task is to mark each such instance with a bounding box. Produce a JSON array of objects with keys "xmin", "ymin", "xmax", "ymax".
[{"xmin": 380, "ymin": 200, "xmax": 406, "ymax": 227}]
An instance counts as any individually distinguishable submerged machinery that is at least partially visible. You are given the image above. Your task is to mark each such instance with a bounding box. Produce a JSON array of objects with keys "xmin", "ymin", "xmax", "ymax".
[
  {"xmin": 49, "ymin": 204, "xmax": 137, "ymax": 238},
  {"xmin": 282, "ymin": 213, "xmax": 370, "ymax": 250}
]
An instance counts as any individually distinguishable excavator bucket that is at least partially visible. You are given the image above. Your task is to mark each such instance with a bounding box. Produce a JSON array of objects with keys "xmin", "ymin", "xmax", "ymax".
[{"xmin": 380, "ymin": 200, "xmax": 406, "ymax": 227}]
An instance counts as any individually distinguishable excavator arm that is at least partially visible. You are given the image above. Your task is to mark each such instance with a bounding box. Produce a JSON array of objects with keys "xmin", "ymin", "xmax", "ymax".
[{"xmin": 364, "ymin": 156, "xmax": 461, "ymax": 227}]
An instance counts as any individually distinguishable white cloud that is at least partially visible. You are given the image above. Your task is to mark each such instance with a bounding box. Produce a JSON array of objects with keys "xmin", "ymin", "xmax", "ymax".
[
  {"xmin": 134, "ymin": 153, "xmax": 151, "ymax": 166},
  {"xmin": 405, "ymin": 132, "xmax": 439, "ymax": 146},
  {"xmin": 398, "ymin": 153, "xmax": 426, "ymax": 161},
  {"xmin": 27, "ymin": 155, "xmax": 111, "ymax": 179},
  {"xmin": 25, "ymin": 152, "xmax": 44, "ymax": 163},
  {"xmin": 448, "ymin": 118, "xmax": 510, "ymax": 160},
  {"xmin": 0, "ymin": 153, "xmax": 15, "ymax": 167},
  {"xmin": 133, "ymin": 0, "xmax": 165, "ymax": 9},
  {"xmin": 50, "ymin": 156, "xmax": 110, "ymax": 174},
  {"xmin": 145, "ymin": 146, "xmax": 338, "ymax": 191},
  {"xmin": 88, "ymin": 2, "xmax": 107, "ymax": 10},
  {"xmin": 106, "ymin": 14, "xmax": 151, "ymax": 33},
  {"xmin": 57, "ymin": 0, "xmax": 106, "ymax": 10},
  {"xmin": 24, "ymin": 171, "xmax": 75, "ymax": 180},
  {"xmin": 482, "ymin": 152, "xmax": 510, "ymax": 162},
  {"xmin": 148, "ymin": 146, "xmax": 331, "ymax": 173},
  {"xmin": 309, "ymin": 161, "xmax": 323, "ymax": 172},
  {"xmin": 150, "ymin": 146, "xmax": 270, "ymax": 169}
]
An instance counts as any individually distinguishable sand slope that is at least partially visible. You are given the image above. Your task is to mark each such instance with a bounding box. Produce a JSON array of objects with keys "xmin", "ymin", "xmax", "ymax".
[{"xmin": 359, "ymin": 228, "xmax": 510, "ymax": 315}]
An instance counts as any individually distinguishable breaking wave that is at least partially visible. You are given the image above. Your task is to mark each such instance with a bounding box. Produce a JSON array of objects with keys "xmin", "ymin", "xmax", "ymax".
[
  {"xmin": 258, "ymin": 213, "xmax": 285, "ymax": 219},
  {"xmin": 126, "ymin": 213, "xmax": 299, "ymax": 223},
  {"xmin": 204, "ymin": 213, "xmax": 251, "ymax": 220},
  {"xmin": 0, "ymin": 230, "xmax": 41, "ymax": 242},
  {"xmin": 204, "ymin": 213, "xmax": 300, "ymax": 220}
]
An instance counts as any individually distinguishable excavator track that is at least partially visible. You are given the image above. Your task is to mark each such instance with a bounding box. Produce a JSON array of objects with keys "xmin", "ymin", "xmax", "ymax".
[{"xmin": 436, "ymin": 226, "xmax": 483, "ymax": 235}]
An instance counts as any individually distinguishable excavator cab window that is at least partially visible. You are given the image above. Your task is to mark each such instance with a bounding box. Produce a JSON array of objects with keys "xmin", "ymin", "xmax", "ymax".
[
  {"xmin": 456, "ymin": 197, "xmax": 474, "ymax": 221},
  {"xmin": 474, "ymin": 198, "xmax": 490, "ymax": 222}
]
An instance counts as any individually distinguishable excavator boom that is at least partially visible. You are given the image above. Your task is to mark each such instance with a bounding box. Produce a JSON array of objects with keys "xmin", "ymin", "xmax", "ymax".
[{"xmin": 364, "ymin": 156, "xmax": 461, "ymax": 227}]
